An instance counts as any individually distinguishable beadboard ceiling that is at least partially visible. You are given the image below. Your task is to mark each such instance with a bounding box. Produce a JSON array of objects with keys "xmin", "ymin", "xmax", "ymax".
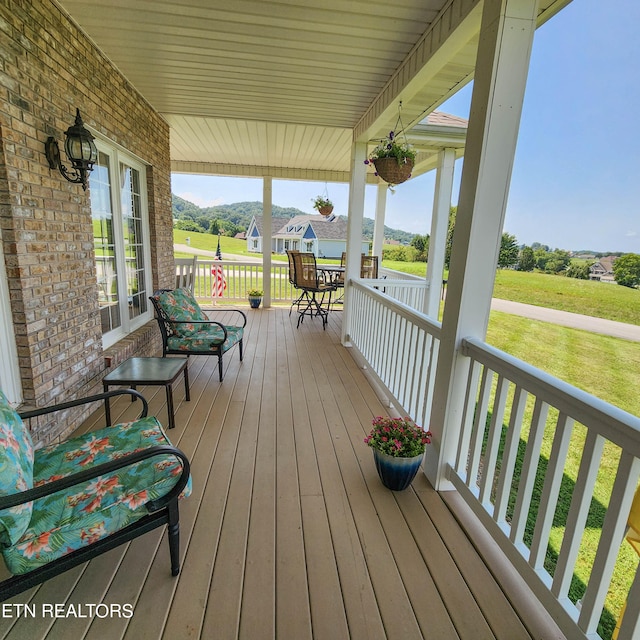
[{"xmin": 55, "ymin": 0, "xmax": 571, "ymax": 183}]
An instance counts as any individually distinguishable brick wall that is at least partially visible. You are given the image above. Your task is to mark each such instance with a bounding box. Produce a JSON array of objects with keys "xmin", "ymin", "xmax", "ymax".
[{"xmin": 0, "ymin": 0, "xmax": 174, "ymax": 443}]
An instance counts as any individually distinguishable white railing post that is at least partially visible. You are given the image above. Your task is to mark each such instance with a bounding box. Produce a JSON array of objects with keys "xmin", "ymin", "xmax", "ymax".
[
  {"xmin": 342, "ymin": 140, "xmax": 368, "ymax": 345},
  {"xmin": 263, "ymin": 177, "xmax": 273, "ymax": 308}
]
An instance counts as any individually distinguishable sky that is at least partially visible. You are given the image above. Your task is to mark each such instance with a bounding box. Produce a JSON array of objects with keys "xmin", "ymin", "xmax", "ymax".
[{"xmin": 171, "ymin": 0, "xmax": 640, "ymax": 254}]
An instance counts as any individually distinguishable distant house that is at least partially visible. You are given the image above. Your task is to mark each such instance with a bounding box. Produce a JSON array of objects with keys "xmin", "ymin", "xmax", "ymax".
[
  {"xmin": 247, "ymin": 214, "xmax": 369, "ymax": 258},
  {"xmin": 589, "ymin": 255, "xmax": 617, "ymax": 283}
]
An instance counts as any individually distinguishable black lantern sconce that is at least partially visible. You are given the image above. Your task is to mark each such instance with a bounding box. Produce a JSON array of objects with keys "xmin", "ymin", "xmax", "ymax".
[{"xmin": 45, "ymin": 109, "xmax": 98, "ymax": 191}]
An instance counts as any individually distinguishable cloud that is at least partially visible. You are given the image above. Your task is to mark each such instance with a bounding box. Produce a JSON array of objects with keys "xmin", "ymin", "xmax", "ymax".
[
  {"xmin": 625, "ymin": 230, "xmax": 638, "ymax": 238},
  {"xmin": 177, "ymin": 192, "xmax": 224, "ymax": 208}
]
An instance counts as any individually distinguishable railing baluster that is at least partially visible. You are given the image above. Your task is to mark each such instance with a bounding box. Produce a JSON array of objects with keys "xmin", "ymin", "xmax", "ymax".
[
  {"xmin": 510, "ymin": 398, "xmax": 549, "ymax": 548},
  {"xmin": 493, "ymin": 385, "xmax": 527, "ymax": 526},
  {"xmin": 479, "ymin": 374, "xmax": 509, "ymax": 507},
  {"xmin": 578, "ymin": 453, "xmax": 640, "ymax": 635},
  {"xmin": 552, "ymin": 428, "xmax": 605, "ymax": 600},
  {"xmin": 467, "ymin": 365, "xmax": 493, "ymax": 494},
  {"xmin": 529, "ymin": 413, "xmax": 574, "ymax": 571}
]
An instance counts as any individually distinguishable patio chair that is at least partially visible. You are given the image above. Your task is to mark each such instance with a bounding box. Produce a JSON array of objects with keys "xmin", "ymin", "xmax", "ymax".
[
  {"xmin": 360, "ymin": 255, "xmax": 379, "ymax": 279},
  {"xmin": 286, "ymin": 250, "xmax": 304, "ymax": 314},
  {"xmin": 291, "ymin": 252, "xmax": 336, "ymax": 329},
  {"xmin": 0, "ymin": 388, "xmax": 191, "ymax": 600},
  {"xmin": 150, "ymin": 288, "xmax": 246, "ymax": 381},
  {"xmin": 175, "ymin": 256, "xmax": 198, "ymax": 292}
]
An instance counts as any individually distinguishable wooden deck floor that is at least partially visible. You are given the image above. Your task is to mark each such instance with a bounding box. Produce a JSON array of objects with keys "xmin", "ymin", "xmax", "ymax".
[{"xmin": 0, "ymin": 307, "xmax": 558, "ymax": 640}]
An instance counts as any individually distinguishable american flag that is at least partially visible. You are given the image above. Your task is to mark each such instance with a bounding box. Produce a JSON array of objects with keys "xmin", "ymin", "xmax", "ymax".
[
  {"xmin": 211, "ymin": 235, "xmax": 226, "ymax": 300},
  {"xmin": 211, "ymin": 260, "xmax": 226, "ymax": 300}
]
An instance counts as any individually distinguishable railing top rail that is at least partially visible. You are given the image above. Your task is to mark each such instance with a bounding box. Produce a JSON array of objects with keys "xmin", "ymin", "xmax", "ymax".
[
  {"xmin": 351, "ymin": 279, "xmax": 441, "ymax": 338},
  {"xmin": 462, "ymin": 336, "xmax": 640, "ymax": 454},
  {"xmin": 379, "ymin": 267, "xmax": 425, "ymax": 281}
]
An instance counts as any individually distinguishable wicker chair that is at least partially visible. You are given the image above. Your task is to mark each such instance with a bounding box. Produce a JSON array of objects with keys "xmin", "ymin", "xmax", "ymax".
[{"xmin": 291, "ymin": 252, "xmax": 336, "ymax": 329}]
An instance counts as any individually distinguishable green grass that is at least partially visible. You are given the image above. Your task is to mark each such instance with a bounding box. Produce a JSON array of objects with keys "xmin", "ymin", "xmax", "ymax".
[{"xmin": 493, "ymin": 269, "xmax": 640, "ymax": 326}]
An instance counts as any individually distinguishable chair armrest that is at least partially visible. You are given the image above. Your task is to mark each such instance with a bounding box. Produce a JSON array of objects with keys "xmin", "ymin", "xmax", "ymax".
[
  {"xmin": 165, "ymin": 318, "xmax": 229, "ymax": 341},
  {"xmin": 205, "ymin": 308, "xmax": 247, "ymax": 328},
  {"xmin": 0, "ymin": 445, "xmax": 191, "ymax": 513},
  {"xmin": 19, "ymin": 389, "xmax": 148, "ymax": 421}
]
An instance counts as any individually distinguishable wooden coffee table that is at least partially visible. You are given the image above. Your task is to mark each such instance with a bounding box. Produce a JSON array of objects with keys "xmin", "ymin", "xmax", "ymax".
[{"xmin": 103, "ymin": 357, "xmax": 190, "ymax": 429}]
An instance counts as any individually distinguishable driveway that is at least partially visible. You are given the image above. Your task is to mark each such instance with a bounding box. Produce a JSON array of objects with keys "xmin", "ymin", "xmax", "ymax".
[{"xmin": 491, "ymin": 299, "xmax": 640, "ymax": 343}]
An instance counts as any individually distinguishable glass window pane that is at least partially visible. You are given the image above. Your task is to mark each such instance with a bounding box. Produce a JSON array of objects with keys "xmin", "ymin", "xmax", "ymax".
[{"xmin": 90, "ymin": 151, "xmax": 121, "ymax": 334}]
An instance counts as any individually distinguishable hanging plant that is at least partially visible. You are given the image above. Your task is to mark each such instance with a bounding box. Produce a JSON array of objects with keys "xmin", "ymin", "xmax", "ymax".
[
  {"xmin": 364, "ymin": 102, "xmax": 416, "ymax": 187},
  {"xmin": 365, "ymin": 131, "xmax": 416, "ymax": 186},
  {"xmin": 312, "ymin": 195, "xmax": 334, "ymax": 216}
]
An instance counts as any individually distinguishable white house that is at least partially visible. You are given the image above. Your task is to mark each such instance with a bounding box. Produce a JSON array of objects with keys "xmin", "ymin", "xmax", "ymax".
[{"xmin": 247, "ymin": 214, "xmax": 369, "ymax": 258}]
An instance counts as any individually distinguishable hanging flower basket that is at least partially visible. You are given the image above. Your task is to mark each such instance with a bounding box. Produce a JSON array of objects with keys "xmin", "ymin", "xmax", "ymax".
[
  {"xmin": 373, "ymin": 157, "xmax": 414, "ymax": 186},
  {"xmin": 312, "ymin": 195, "xmax": 334, "ymax": 216}
]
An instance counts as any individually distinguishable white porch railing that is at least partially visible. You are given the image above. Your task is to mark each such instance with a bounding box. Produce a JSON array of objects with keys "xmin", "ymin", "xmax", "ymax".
[
  {"xmin": 348, "ymin": 279, "xmax": 441, "ymax": 427},
  {"xmin": 190, "ymin": 259, "xmax": 296, "ymax": 303},
  {"xmin": 347, "ymin": 279, "xmax": 640, "ymax": 640}
]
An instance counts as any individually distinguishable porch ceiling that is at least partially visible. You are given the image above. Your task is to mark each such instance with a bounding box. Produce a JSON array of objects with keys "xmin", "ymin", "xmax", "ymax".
[{"xmin": 55, "ymin": 0, "xmax": 571, "ymax": 183}]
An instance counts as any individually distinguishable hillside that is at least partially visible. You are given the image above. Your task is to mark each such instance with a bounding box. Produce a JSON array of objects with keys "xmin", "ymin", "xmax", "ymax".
[{"xmin": 172, "ymin": 194, "xmax": 415, "ymax": 244}]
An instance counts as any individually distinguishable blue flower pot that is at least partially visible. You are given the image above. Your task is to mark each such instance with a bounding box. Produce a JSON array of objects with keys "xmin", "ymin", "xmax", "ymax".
[
  {"xmin": 373, "ymin": 450, "xmax": 423, "ymax": 491},
  {"xmin": 248, "ymin": 296, "xmax": 262, "ymax": 309}
]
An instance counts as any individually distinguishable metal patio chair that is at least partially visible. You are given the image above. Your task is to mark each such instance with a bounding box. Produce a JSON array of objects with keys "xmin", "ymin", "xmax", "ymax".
[{"xmin": 291, "ymin": 252, "xmax": 336, "ymax": 329}]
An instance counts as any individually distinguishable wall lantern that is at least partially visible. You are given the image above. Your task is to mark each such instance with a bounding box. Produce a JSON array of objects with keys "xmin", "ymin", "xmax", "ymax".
[{"xmin": 45, "ymin": 108, "xmax": 97, "ymax": 191}]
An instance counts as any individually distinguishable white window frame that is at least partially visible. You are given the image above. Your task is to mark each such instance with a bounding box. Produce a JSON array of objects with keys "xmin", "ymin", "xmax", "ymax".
[
  {"xmin": 91, "ymin": 139, "xmax": 153, "ymax": 349},
  {"xmin": 0, "ymin": 227, "xmax": 21, "ymax": 405}
]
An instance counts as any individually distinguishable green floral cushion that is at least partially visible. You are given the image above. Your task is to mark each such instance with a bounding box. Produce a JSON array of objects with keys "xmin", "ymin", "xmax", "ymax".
[
  {"xmin": 152, "ymin": 288, "xmax": 209, "ymax": 337},
  {"xmin": 166, "ymin": 325, "xmax": 243, "ymax": 354},
  {"xmin": 0, "ymin": 390, "xmax": 34, "ymax": 548},
  {"xmin": 1, "ymin": 416, "xmax": 192, "ymax": 575}
]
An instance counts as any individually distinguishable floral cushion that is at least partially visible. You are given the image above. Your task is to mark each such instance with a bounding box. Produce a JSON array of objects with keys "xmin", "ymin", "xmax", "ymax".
[
  {"xmin": 166, "ymin": 325, "xmax": 244, "ymax": 354},
  {"xmin": 152, "ymin": 288, "xmax": 209, "ymax": 337},
  {"xmin": 1, "ymin": 416, "xmax": 192, "ymax": 575},
  {"xmin": 0, "ymin": 390, "xmax": 34, "ymax": 548}
]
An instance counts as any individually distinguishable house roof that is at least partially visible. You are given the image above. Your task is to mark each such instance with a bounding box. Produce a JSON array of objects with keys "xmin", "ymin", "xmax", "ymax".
[
  {"xmin": 55, "ymin": 0, "xmax": 570, "ymax": 183},
  {"xmin": 274, "ymin": 215, "xmax": 349, "ymax": 241}
]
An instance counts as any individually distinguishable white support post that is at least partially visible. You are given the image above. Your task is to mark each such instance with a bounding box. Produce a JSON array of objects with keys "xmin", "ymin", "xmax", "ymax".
[
  {"xmin": 262, "ymin": 177, "xmax": 273, "ymax": 308},
  {"xmin": 424, "ymin": 148, "xmax": 456, "ymax": 317},
  {"xmin": 342, "ymin": 140, "xmax": 368, "ymax": 345},
  {"xmin": 372, "ymin": 183, "xmax": 387, "ymax": 259},
  {"xmin": 426, "ymin": 0, "xmax": 539, "ymax": 490}
]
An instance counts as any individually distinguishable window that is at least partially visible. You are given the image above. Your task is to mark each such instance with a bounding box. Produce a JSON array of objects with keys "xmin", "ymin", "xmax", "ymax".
[
  {"xmin": 90, "ymin": 141, "xmax": 151, "ymax": 348},
  {"xmin": 0, "ymin": 231, "xmax": 21, "ymax": 404}
]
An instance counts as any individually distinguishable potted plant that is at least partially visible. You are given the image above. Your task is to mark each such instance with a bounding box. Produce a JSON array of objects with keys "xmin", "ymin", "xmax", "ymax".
[
  {"xmin": 247, "ymin": 288, "xmax": 263, "ymax": 309},
  {"xmin": 364, "ymin": 130, "xmax": 416, "ymax": 186},
  {"xmin": 364, "ymin": 416, "xmax": 431, "ymax": 490},
  {"xmin": 312, "ymin": 195, "xmax": 334, "ymax": 216}
]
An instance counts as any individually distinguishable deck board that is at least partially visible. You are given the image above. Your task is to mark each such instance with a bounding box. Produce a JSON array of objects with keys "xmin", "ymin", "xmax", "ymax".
[{"xmin": 0, "ymin": 307, "xmax": 557, "ymax": 640}]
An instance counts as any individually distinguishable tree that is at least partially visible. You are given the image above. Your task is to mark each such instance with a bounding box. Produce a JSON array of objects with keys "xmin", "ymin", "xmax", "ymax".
[
  {"xmin": 174, "ymin": 219, "xmax": 206, "ymax": 233},
  {"xmin": 517, "ymin": 245, "xmax": 535, "ymax": 272},
  {"xmin": 410, "ymin": 234, "xmax": 429, "ymax": 262},
  {"xmin": 498, "ymin": 232, "xmax": 519, "ymax": 269},
  {"xmin": 565, "ymin": 263, "xmax": 591, "ymax": 279},
  {"xmin": 444, "ymin": 206, "xmax": 457, "ymax": 269},
  {"xmin": 613, "ymin": 253, "xmax": 640, "ymax": 288},
  {"xmin": 545, "ymin": 249, "xmax": 571, "ymax": 274}
]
